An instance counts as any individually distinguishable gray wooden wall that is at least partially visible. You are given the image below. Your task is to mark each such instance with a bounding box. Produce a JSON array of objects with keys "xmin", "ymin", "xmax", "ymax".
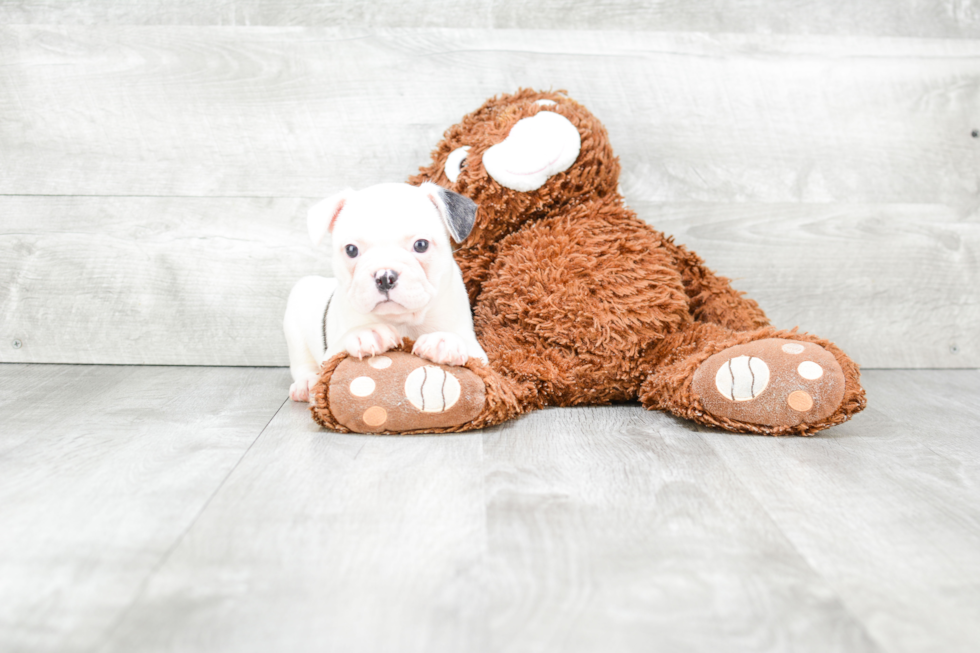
[{"xmin": 1, "ymin": 2, "xmax": 978, "ymax": 368}]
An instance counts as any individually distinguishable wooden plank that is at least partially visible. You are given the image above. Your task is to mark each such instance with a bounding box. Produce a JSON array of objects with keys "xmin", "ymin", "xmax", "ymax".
[
  {"xmin": 640, "ymin": 202, "xmax": 980, "ymax": 369},
  {"xmin": 0, "ymin": 0, "xmax": 493, "ymax": 28},
  {"xmin": 0, "ymin": 195, "xmax": 331, "ymax": 366},
  {"xmin": 2, "ymin": 197, "xmax": 975, "ymax": 367},
  {"xmin": 3, "ymin": 364, "xmax": 977, "ymax": 651},
  {"xmin": 97, "ymin": 399, "xmax": 488, "ymax": 653},
  {"xmin": 703, "ymin": 369, "xmax": 980, "ymax": 653},
  {"xmin": 858, "ymin": 369, "xmax": 980, "ymax": 466},
  {"xmin": 1, "ymin": 1, "xmax": 978, "ymax": 39},
  {"xmin": 0, "ymin": 363, "xmax": 138, "ymax": 453},
  {"xmin": 0, "ymin": 363, "xmax": 289, "ymax": 653},
  {"xmin": 479, "ymin": 405, "xmax": 880, "ymax": 652},
  {"xmin": 1, "ymin": 27, "xmax": 977, "ymax": 206},
  {"xmin": 490, "ymin": 1, "xmax": 980, "ymax": 37},
  {"xmin": 97, "ymin": 402, "xmax": 880, "ymax": 653}
]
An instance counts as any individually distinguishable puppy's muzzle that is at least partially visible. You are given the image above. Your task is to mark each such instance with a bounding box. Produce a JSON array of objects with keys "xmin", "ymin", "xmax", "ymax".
[{"xmin": 375, "ymin": 269, "xmax": 399, "ymax": 293}]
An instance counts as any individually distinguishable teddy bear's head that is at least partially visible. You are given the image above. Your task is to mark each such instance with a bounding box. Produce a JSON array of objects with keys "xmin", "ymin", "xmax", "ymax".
[{"xmin": 409, "ymin": 89, "xmax": 621, "ymax": 247}]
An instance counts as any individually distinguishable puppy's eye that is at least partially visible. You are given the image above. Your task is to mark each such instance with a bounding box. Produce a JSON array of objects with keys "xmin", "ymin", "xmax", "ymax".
[
  {"xmin": 413, "ymin": 239, "xmax": 429, "ymax": 253},
  {"xmin": 444, "ymin": 146, "xmax": 470, "ymax": 183},
  {"xmin": 344, "ymin": 244, "xmax": 359, "ymax": 258}
]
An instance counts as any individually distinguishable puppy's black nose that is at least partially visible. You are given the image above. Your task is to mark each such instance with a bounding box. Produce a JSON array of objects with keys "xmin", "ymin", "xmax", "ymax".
[{"xmin": 375, "ymin": 270, "xmax": 398, "ymax": 292}]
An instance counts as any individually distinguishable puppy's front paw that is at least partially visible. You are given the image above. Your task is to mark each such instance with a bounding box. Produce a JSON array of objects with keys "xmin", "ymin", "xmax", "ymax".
[
  {"xmin": 344, "ymin": 324, "xmax": 402, "ymax": 359},
  {"xmin": 413, "ymin": 332, "xmax": 469, "ymax": 366}
]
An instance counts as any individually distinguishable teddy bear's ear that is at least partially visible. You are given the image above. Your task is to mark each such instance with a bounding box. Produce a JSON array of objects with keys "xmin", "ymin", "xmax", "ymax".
[
  {"xmin": 421, "ymin": 182, "xmax": 477, "ymax": 243},
  {"xmin": 307, "ymin": 188, "xmax": 354, "ymax": 246}
]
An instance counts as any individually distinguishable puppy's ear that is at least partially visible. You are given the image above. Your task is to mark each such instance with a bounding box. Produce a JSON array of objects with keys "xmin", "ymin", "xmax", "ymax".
[
  {"xmin": 307, "ymin": 189, "xmax": 353, "ymax": 246},
  {"xmin": 422, "ymin": 182, "xmax": 477, "ymax": 243}
]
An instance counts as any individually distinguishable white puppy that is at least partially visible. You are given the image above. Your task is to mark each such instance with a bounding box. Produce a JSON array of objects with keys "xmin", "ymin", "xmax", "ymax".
[{"xmin": 284, "ymin": 182, "xmax": 488, "ymax": 402}]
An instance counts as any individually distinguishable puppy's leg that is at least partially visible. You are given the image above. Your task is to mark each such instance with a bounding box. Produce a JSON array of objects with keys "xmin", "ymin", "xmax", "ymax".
[
  {"xmin": 284, "ymin": 276, "xmax": 335, "ymax": 402},
  {"xmin": 287, "ymin": 344, "xmax": 320, "ymax": 402},
  {"xmin": 412, "ymin": 272, "xmax": 488, "ymax": 366}
]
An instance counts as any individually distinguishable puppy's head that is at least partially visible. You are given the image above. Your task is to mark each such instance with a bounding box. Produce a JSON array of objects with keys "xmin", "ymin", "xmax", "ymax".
[{"xmin": 307, "ymin": 182, "xmax": 476, "ymax": 323}]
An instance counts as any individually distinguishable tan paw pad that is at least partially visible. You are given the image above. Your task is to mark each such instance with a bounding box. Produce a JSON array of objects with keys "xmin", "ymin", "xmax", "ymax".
[
  {"xmin": 362, "ymin": 406, "xmax": 388, "ymax": 427},
  {"xmin": 787, "ymin": 390, "xmax": 814, "ymax": 412},
  {"xmin": 693, "ymin": 338, "xmax": 845, "ymax": 428}
]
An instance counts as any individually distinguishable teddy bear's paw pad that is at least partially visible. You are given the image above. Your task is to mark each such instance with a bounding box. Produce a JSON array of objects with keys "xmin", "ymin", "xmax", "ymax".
[
  {"xmin": 328, "ymin": 352, "xmax": 486, "ymax": 433},
  {"xmin": 692, "ymin": 338, "xmax": 845, "ymax": 428}
]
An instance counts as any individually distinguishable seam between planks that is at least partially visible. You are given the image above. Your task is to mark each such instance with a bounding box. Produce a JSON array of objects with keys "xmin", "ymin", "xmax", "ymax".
[
  {"xmin": 696, "ymin": 426, "xmax": 891, "ymax": 653},
  {"xmin": 87, "ymin": 395, "xmax": 289, "ymax": 653}
]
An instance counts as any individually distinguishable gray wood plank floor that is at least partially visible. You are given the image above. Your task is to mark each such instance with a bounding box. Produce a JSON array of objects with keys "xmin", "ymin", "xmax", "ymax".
[{"xmin": 1, "ymin": 364, "xmax": 978, "ymax": 652}]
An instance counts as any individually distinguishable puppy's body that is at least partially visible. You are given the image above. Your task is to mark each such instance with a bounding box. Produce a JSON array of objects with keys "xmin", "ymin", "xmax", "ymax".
[{"xmin": 284, "ymin": 182, "xmax": 487, "ymax": 402}]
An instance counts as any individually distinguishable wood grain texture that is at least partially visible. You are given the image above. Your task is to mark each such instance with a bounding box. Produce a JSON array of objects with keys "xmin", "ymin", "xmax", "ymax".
[
  {"xmin": 480, "ymin": 405, "xmax": 880, "ymax": 652},
  {"xmin": 1, "ymin": 27, "xmax": 978, "ymax": 206},
  {"xmin": 2, "ymin": 364, "xmax": 979, "ymax": 652},
  {"xmin": 1, "ymin": 27, "xmax": 976, "ymax": 367},
  {"xmin": 703, "ymin": 368, "xmax": 980, "ymax": 652},
  {"xmin": 96, "ymin": 402, "xmax": 880, "ymax": 653},
  {"xmin": 866, "ymin": 368, "xmax": 980, "ymax": 462},
  {"xmin": 641, "ymin": 202, "xmax": 980, "ymax": 369},
  {"xmin": 490, "ymin": 0, "xmax": 980, "ymax": 37},
  {"xmin": 0, "ymin": 196, "xmax": 331, "ymax": 366},
  {"xmin": 2, "ymin": 198, "xmax": 975, "ymax": 367},
  {"xmin": 1, "ymin": 0, "xmax": 979, "ymax": 38},
  {"xmin": 97, "ymin": 399, "xmax": 488, "ymax": 653},
  {"xmin": 0, "ymin": 363, "xmax": 289, "ymax": 653}
]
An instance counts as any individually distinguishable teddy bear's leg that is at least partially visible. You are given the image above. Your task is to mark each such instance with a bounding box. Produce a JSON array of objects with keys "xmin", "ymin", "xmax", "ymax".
[
  {"xmin": 684, "ymin": 268, "xmax": 770, "ymax": 331},
  {"xmin": 640, "ymin": 324, "xmax": 866, "ymax": 435},
  {"xmin": 309, "ymin": 344, "xmax": 530, "ymax": 434},
  {"xmin": 662, "ymin": 239, "xmax": 771, "ymax": 331}
]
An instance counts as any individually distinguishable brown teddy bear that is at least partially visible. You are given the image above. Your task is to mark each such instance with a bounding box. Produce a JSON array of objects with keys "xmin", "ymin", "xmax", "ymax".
[{"xmin": 311, "ymin": 89, "xmax": 866, "ymax": 436}]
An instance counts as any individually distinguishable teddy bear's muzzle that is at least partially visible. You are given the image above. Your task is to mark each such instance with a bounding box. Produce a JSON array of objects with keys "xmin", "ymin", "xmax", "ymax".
[{"xmin": 482, "ymin": 110, "xmax": 581, "ymax": 192}]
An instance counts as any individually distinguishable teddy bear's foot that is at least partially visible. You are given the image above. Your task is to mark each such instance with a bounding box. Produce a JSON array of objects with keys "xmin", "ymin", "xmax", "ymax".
[
  {"xmin": 317, "ymin": 351, "xmax": 487, "ymax": 434},
  {"xmin": 692, "ymin": 338, "xmax": 846, "ymax": 429}
]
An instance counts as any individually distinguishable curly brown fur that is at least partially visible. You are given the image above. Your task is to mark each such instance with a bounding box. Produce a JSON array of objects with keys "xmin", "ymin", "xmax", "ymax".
[
  {"xmin": 659, "ymin": 239, "xmax": 771, "ymax": 331},
  {"xmin": 310, "ymin": 351, "xmax": 353, "ymax": 432},
  {"xmin": 474, "ymin": 198, "xmax": 692, "ymax": 404},
  {"xmin": 312, "ymin": 89, "xmax": 866, "ymax": 436}
]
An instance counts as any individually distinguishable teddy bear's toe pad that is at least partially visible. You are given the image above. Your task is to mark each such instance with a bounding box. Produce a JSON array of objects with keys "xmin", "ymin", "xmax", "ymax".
[
  {"xmin": 692, "ymin": 338, "xmax": 845, "ymax": 428},
  {"xmin": 328, "ymin": 352, "xmax": 486, "ymax": 433}
]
